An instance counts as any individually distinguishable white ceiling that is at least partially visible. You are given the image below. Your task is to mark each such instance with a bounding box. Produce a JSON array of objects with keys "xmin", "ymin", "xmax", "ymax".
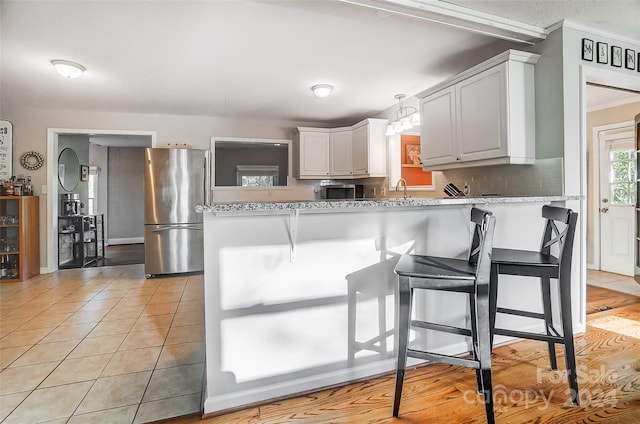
[{"xmin": 1, "ymin": 0, "xmax": 638, "ymax": 127}]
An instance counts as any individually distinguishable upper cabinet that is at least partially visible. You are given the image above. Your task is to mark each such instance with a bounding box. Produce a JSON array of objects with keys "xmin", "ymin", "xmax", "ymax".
[
  {"xmin": 352, "ymin": 119, "xmax": 387, "ymax": 177},
  {"xmin": 417, "ymin": 50, "xmax": 539, "ymax": 170},
  {"xmin": 329, "ymin": 130, "xmax": 353, "ymax": 177},
  {"xmin": 296, "ymin": 118, "xmax": 387, "ymax": 179},
  {"xmin": 298, "ymin": 131, "xmax": 330, "ymax": 178}
]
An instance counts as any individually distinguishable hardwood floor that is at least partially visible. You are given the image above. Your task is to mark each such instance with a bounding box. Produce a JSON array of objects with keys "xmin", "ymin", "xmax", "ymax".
[
  {"xmin": 88, "ymin": 243, "xmax": 145, "ymax": 267},
  {"xmin": 168, "ymin": 283, "xmax": 640, "ymax": 424}
]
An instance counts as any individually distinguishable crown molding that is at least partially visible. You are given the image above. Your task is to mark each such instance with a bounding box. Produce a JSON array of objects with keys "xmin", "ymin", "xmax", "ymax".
[
  {"xmin": 562, "ymin": 20, "xmax": 640, "ymax": 46},
  {"xmin": 340, "ymin": 0, "xmax": 547, "ymax": 44}
]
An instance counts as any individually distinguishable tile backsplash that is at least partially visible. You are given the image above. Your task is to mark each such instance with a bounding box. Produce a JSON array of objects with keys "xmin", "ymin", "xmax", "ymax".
[
  {"xmin": 209, "ymin": 158, "xmax": 564, "ymax": 203},
  {"xmin": 439, "ymin": 157, "xmax": 563, "ymax": 197}
]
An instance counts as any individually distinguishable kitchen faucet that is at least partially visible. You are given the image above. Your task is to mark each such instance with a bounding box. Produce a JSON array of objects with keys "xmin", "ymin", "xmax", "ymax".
[{"xmin": 395, "ymin": 178, "xmax": 408, "ymax": 199}]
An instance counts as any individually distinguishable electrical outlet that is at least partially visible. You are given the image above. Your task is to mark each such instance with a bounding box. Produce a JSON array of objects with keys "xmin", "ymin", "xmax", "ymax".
[
  {"xmin": 372, "ymin": 187, "xmax": 377, "ymax": 197},
  {"xmin": 381, "ymin": 187, "xmax": 386, "ymax": 197},
  {"xmin": 41, "ymin": 185, "xmax": 47, "ymax": 194}
]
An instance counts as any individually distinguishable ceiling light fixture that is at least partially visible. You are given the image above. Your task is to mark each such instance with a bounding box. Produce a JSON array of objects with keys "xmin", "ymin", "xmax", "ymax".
[
  {"xmin": 51, "ymin": 60, "xmax": 85, "ymax": 78},
  {"xmin": 385, "ymin": 94, "xmax": 420, "ymax": 136},
  {"xmin": 311, "ymin": 84, "xmax": 333, "ymax": 98}
]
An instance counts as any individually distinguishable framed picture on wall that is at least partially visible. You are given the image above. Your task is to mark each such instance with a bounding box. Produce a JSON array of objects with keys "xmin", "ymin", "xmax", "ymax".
[
  {"xmin": 611, "ymin": 45, "xmax": 622, "ymax": 67},
  {"xmin": 597, "ymin": 42, "xmax": 608, "ymax": 63},
  {"xmin": 405, "ymin": 144, "xmax": 421, "ymax": 165},
  {"xmin": 581, "ymin": 38, "xmax": 593, "ymax": 61},
  {"xmin": 625, "ymin": 49, "xmax": 636, "ymax": 70},
  {"xmin": 80, "ymin": 165, "xmax": 89, "ymax": 182}
]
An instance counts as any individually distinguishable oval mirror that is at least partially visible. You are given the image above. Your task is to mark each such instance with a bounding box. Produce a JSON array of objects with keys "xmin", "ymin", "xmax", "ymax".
[{"xmin": 58, "ymin": 148, "xmax": 80, "ymax": 192}]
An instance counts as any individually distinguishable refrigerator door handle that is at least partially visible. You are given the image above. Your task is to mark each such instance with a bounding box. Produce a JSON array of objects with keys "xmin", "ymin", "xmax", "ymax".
[
  {"xmin": 204, "ymin": 149, "xmax": 211, "ymax": 206},
  {"xmin": 152, "ymin": 225, "xmax": 202, "ymax": 233}
]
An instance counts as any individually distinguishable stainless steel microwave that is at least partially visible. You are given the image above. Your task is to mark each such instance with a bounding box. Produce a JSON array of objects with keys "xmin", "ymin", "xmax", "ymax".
[{"xmin": 319, "ymin": 184, "xmax": 364, "ymax": 200}]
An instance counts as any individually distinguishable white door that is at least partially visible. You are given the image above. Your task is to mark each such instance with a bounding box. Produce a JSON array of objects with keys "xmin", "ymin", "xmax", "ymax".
[{"xmin": 599, "ymin": 132, "xmax": 636, "ymax": 276}]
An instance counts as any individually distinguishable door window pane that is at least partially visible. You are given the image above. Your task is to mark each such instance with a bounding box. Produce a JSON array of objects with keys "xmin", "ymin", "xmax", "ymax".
[{"xmin": 609, "ymin": 149, "xmax": 636, "ymax": 205}]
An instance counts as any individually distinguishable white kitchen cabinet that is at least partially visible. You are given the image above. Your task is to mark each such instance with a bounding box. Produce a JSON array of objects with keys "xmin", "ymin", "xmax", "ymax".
[
  {"xmin": 419, "ymin": 87, "xmax": 457, "ymax": 165},
  {"xmin": 418, "ymin": 50, "xmax": 539, "ymax": 170},
  {"xmin": 296, "ymin": 118, "xmax": 388, "ymax": 179},
  {"xmin": 298, "ymin": 130, "xmax": 330, "ymax": 178},
  {"xmin": 352, "ymin": 119, "xmax": 387, "ymax": 177},
  {"xmin": 330, "ymin": 130, "xmax": 353, "ymax": 177}
]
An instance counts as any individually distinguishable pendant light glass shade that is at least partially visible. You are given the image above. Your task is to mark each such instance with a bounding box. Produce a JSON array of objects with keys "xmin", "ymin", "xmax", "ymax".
[{"xmin": 386, "ymin": 94, "xmax": 419, "ymax": 136}]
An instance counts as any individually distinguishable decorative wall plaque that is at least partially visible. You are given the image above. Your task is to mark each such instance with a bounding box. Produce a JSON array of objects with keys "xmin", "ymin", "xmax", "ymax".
[{"xmin": 0, "ymin": 120, "xmax": 12, "ymax": 180}]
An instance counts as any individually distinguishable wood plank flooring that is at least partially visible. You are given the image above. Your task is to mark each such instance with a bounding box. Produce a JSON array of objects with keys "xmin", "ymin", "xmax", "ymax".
[{"xmin": 167, "ymin": 284, "xmax": 640, "ymax": 424}]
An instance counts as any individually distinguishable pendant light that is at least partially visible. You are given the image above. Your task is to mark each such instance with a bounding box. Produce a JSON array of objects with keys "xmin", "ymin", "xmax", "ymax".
[{"xmin": 386, "ymin": 94, "xmax": 419, "ymax": 136}]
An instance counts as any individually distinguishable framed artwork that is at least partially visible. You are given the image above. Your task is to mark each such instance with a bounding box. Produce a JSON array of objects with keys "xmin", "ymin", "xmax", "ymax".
[
  {"xmin": 625, "ymin": 49, "xmax": 636, "ymax": 70},
  {"xmin": 581, "ymin": 38, "xmax": 593, "ymax": 61},
  {"xmin": 611, "ymin": 46, "xmax": 622, "ymax": 67},
  {"xmin": 405, "ymin": 144, "xmax": 421, "ymax": 165},
  {"xmin": 597, "ymin": 42, "xmax": 608, "ymax": 64},
  {"xmin": 80, "ymin": 165, "xmax": 89, "ymax": 182}
]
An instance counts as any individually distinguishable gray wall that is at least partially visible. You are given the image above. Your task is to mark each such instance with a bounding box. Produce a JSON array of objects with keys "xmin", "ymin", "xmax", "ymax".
[
  {"xmin": 529, "ymin": 28, "xmax": 565, "ymax": 160},
  {"xmin": 107, "ymin": 147, "xmax": 144, "ymax": 242}
]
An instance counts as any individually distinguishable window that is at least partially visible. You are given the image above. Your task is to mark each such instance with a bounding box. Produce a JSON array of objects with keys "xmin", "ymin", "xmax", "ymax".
[
  {"xmin": 211, "ymin": 137, "xmax": 291, "ymax": 187},
  {"xmin": 236, "ymin": 165, "xmax": 280, "ymax": 187},
  {"xmin": 609, "ymin": 149, "xmax": 636, "ymax": 205},
  {"xmin": 87, "ymin": 165, "xmax": 99, "ymax": 214}
]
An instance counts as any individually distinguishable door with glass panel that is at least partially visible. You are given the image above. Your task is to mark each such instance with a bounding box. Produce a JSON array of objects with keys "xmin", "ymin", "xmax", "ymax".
[{"xmin": 599, "ymin": 129, "xmax": 636, "ymax": 276}]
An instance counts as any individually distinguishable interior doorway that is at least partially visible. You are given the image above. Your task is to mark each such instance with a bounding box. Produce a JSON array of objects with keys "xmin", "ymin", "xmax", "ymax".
[
  {"xmin": 45, "ymin": 129, "xmax": 156, "ymax": 272},
  {"xmin": 584, "ymin": 81, "xmax": 640, "ymax": 279}
]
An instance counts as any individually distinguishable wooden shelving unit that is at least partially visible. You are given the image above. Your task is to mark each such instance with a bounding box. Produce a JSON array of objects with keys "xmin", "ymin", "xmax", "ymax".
[{"xmin": 0, "ymin": 196, "xmax": 40, "ymax": 282}]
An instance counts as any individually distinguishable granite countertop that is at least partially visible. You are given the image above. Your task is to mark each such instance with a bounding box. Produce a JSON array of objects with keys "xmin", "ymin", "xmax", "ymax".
[{"xmin": 196, "ymin": 195, "xmax": 581, "ymax": 214}]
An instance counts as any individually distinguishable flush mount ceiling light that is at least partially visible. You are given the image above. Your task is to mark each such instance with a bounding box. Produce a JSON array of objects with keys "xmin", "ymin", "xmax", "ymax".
[
  {"xmin": 385, "ymin": 94, "xmax": 420, "ymax": 136},
  {"xmin": 311, "ymin": 84, "xmax": 333, "ymax": 98},
  {"xmin": 51, "ymin": 60, "xmax": 85, "ymax": 78}
]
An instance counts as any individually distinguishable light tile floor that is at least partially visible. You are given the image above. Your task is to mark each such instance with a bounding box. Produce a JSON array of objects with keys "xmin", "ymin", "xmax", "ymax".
[{"xmin": 0, "ymin": 265, "xmax": 205, "ymax": 424}]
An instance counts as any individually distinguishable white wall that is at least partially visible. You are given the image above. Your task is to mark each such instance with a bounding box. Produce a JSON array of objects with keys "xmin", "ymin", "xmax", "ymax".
[
  {"xmin": 545, "ymin": 24, "xmax": 639, "ymax": 328},
  {"xmin": 5, "ymin": 106, "xmax": 347, "ymax": 269}
]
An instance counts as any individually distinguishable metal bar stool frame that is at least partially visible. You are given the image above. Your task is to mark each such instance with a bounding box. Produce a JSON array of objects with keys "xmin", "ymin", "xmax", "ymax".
[{"xmin": 393, "ymin": 207, "xmax": 496, "ymax": 424}]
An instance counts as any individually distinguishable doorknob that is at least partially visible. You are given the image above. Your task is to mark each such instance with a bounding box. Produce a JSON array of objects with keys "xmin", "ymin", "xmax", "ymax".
[{"xmin": 600, "ymin": 207, "xmax": 609, "ymax": 213}]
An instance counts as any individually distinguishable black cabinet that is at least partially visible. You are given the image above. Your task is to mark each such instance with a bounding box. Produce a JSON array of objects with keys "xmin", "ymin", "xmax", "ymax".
[{"xmin": 58, "ymin": 214, "xmax": 104, "ymax": 268}]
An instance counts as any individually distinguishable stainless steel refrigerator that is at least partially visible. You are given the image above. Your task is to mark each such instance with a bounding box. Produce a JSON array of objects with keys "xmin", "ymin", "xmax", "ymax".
[{"xmin": 144, "ymin": 148, "xmax": 209, "ymax": 277}]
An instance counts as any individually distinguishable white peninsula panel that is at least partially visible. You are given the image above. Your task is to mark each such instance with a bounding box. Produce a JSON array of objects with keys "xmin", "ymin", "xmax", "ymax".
[{"xmin": 198, "ymin": 196, "xmax": 580, "ymax": 414}]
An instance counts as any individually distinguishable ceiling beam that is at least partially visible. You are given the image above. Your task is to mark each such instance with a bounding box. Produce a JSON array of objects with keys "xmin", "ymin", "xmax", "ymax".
[{"xmin": 341, "ymin": 0, "xmax": 547, "ymax": 44}]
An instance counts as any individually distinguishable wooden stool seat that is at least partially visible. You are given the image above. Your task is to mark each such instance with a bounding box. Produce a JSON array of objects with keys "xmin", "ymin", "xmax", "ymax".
[
  {"xmin": 492, "ymin": 248, "xmax": 559, "ymax": 273},
  {"xmin": 393, "ymin": 207, "xmax": 496, "ymax": 424}
]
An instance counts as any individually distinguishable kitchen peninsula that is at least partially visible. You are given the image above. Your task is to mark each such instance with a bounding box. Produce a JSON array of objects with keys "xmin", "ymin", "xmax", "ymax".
[{"xmin": 196, "ymin": 195, "xmax": 581, "ymax": 415}]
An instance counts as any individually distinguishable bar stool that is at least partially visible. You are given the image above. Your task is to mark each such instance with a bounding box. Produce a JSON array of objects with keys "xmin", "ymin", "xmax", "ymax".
[
  {"xmin": 489, "ymin": 205, "xmax": 579, "ymax": 405},
  {"xmin": 393, "ymin": 208, "xmax": 496, "ymax": 424}
]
